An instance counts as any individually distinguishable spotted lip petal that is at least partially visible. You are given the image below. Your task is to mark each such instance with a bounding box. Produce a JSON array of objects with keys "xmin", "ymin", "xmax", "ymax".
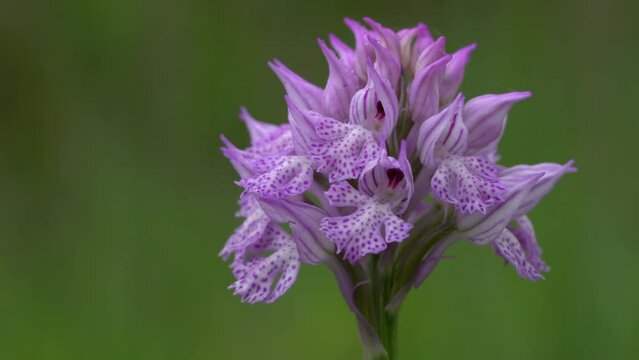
[
  {"xmin": 320, "ymin": 182, "xmax": 412, "ymax": 264},
  {"xmin": 221, "ymin": 135, "xmax": 291, "ymax": 179},
  {"xmin": 510, "ymin": 216, "xmax": 549, "ymax": 273},
  {"xmin": 493, "ymin": 226, "xmax": 544, "ymax": 282},
  {"xmin": 238, "ymin": 155, "xmax": 315, "ymax": 199},
  {"xmin": 229, "ymin": 224, "xmax": 300, "ymax": 303},
  {"xmin": 463, "ymin": 91, "xmax": 532, "ymax": 156},
  {"xmin": 269, "ymin": 60, "xmax": 324, "ymax": 112},
  {"xmin": 309, "ymin": 115, "xmax": 382, "ymax": 183},
  {"xmin": 431, "ymin": 155, "xmax": 507, "ymax": 214},
  {"xmin": 221, "ymin": 114, "xmax": 293, "ymax": 180},
  {"xmin": 220, "ymin": 196, "xmax": 270, "ymax": 260}
]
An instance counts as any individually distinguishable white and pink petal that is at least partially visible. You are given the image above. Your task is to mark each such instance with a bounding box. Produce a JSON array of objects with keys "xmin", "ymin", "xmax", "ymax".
[
  {"xmin": 325, "ymin": 181, "xmax": 370, "ymax": 207},
  {"xmin": 220, "ymin": 197, "xmax": 271, "ymax": 260},
  {"xmin": 310, "ymin": 119, "xmax": 382, "ymax": 183},
  {"xmin": 320, "ymin": 200, "xmax": 412, "ymax": 264},
  {"xmin": 431, "ymin": 156, "xmax": 506, "ymax": 214},
  {"xmin": 229, "ymin": 224, "xmax": 300, "ymax": 303},
  {"xmin": 239, "ymin": 155, "xmax": 315, "ymax": 198},
  {"xmin": 492, "ymin": 228, "xmax": 543, "ymax": 281}
]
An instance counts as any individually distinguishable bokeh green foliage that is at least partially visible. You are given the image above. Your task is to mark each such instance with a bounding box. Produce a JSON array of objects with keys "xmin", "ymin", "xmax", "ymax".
[{"xmin": 1, "ymin": 0, "xmax": 638, "ymax": 359}]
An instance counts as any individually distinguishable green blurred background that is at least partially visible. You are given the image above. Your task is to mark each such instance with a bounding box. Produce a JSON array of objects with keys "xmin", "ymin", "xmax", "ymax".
[{"xmin": 1, "ymin": 0, "xmax": 638, "ymax": 359}]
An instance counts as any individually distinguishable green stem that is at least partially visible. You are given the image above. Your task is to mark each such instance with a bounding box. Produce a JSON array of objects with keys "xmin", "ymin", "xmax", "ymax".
[
  {"xmin": 358, "ymin": 256, "xmax": 400, "ymax": 360},
  {"xmin": 355, "ymin": 218, "xmax": 456, "ymax": 359}
]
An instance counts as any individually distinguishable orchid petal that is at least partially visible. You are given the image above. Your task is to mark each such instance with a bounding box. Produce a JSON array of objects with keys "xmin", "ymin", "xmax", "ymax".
[
  {"xmin": 431, "ymin": 156, "xmax": 506, "ymax": 214},
  {"xmin": 457, "ymin": 173, "xmax": 542, "ymax": 244},
  {"xmin": 415, "ymin": 36, "xmax": 447, "ymax": 75},
  {"xmin": 325, "ymin": 181, "xmax": 370, "ymax": 207},
  {"xmin": 229, "ymin": 224, "xmax": 300, "ymax": 303},
  {"xmin": 238, "ymin": 107, "xmax": 281, "ymax": 146},
  {"xmin": 220, "ymin": 196, "xmax": 270, "ymax": 259},
  {"xmin": 269, "ymin": 60, "xmax": 323, "ymax": 112},
  {"xmin": 258, "ymin": 198, "xmax": 335, "ymax": 264},
  {"xmin": 399, "ymin": 23, "xmax": 434, "ymax": 73},
  {"xmin": 510, "ymin": 216, "xmax": 549, "ymax": 273},
  {"xmin": 408, "ymin": 55, "xmax": 451, "ymax": 124},
  {"xmin": 320, "ymin": 198, "xmax": 411, "ymax": 264},
  {"xmin": 328, "ymin": 33, "xmax": 357, "ymax": 72},
  {"xmin": 318, "ymin": 39, "xmax": 361, "ymax": 121},
  {"xmin": 463, "ymin": 91, "xmax": 532, "ymax": 155},
  {"xmin": 344, "ymin": 18, "xmax": 374, "ymax": 80},
  {"xmin": 501, "ymin": 160, "xmax": 577, "ymax": 217},
  {"xmin": 440, "ymin": 43, "xmax": 477, "ymax": 104},
  {"xmin": 349, "ymin": 61, "xmax": 399, "ymax": 140},
  {"xmin": 358, "ymin": 146, "xmax": 412, "ymax": 214},
  {"xmin": 363, "ymin": 17, "xmax": 401, "ymax": 60},
  {"xmin": 286, "ymin": 96, "xmax": 321, "ymax": 154},
  {"xmin": 309, "ymin": 116, "xmax": 382, "ymax": 183},
  {"xmin": 239, "ymin": 155, "xmax": 315, "ymax": 198},
  {"xmin": 493, "ymin": 227, "xmax": 543, "ymax": 282},
  {"xmin": 416, "ymin": 93, "xmax": 466, "ymax": 167},
  {"xmin": 368, "ymin": 35, "xmax": 401, "ymax": 90}
]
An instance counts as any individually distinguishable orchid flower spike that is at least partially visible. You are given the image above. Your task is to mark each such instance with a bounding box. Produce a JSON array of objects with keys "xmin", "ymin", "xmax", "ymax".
[{"xmin": 218, "ymin": 18, "xmax": 575, "ymax": 359}]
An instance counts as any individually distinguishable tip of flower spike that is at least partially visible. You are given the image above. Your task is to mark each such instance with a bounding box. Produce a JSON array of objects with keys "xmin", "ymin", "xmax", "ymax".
[
  {"xmin": 267, "ymin": 59, "xmax": 288, "ymax": 79},
  {"xmin": 343, "ymin": 17, "xmax": 359, "ymax": 28},
  {"xmin": 268, "ymin": 59, "xmax": 299, "ymax": 81},
  {"xmin": 317, "ymin": 38, "xmax": 337, "ymax": 60},
  {"xmin": 464, "ymin": 42, "xmax": 478, "ymax": 52},
  {"xmin": 267, "ymin": 59, "xmax": 281, "ymax": 71},
  {"xmin": 219, "ymin": 134, "xmax": 236, "ymax": 151},
  {"xmin": 328, "ymin": 33, "xmax": 352, "ymax": 53},
  {"xmin": 504, "ymin": 91, "xmax": 533, "ymax": 102},
  {"xmin": 362, "ymin": 17, "xmax": 392, "ymax": 37},
  {"xmin": 343, "ymin": 18, "xmax": 367, "ymax": 40},
  {"xmin": 563, "ymin": 159, "xmax": 578, "ymax": 173},
  {"xmin": 238, "ymin": 106, "xmax": 251, "ymax": 121},
  {"xmin": 362, "ymin": 17, "xmax": 379, "ymax": 28},
  {"xmin": 416, "ymin": 22, "xmax": 430, "ymax": 36},
  {"xmin": 495, "ymin": 91, "xmax": 534, "ymax": 110}
]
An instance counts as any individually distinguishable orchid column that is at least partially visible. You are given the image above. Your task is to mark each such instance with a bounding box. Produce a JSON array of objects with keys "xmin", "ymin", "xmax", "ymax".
[{"xmin": 219, "ymin": 18, "xmax": 575, "ymax": 360}]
